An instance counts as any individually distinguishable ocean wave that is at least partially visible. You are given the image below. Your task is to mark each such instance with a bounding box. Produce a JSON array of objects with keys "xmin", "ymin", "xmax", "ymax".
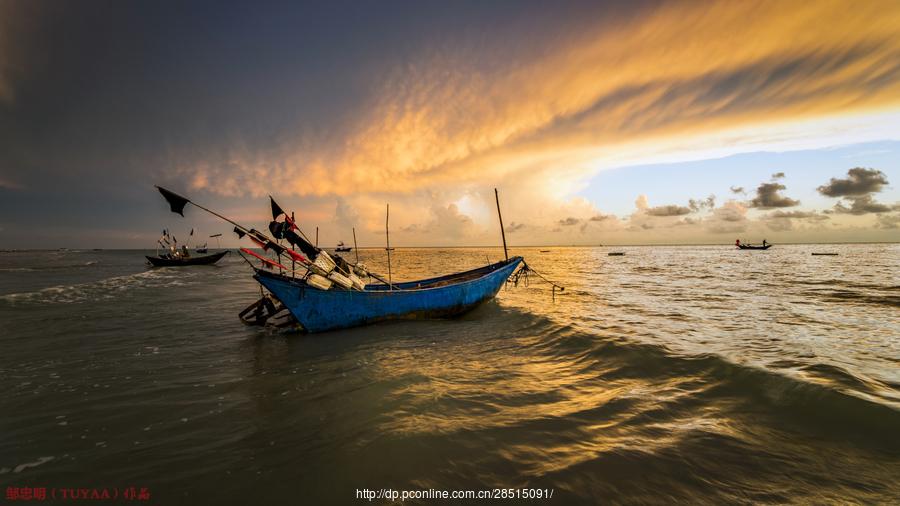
[
  {"xmin": 0, "ymin": 262, "xmax": 100, "ymax": 273},
  {"xmin": 0, "ymin": 269, "xmax": 190, "ymax": 305},
  {"xmin": 536, "ymin": 325, "xmax": 900, "ymax": 445}
]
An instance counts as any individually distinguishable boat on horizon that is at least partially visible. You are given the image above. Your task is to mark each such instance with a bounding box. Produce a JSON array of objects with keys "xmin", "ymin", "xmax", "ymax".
[
  {"xmin": 736, "ymin": 239, "xmax": 771, "ymax": 250},
  {"xmin": 147, "ymin": 227, "xmax": 228, "ymax": 266},
  {"xmin": 335, "ymin": 241, "xmax": 352, "ymax": 252},
  {"xmin": 146, "ymin": 250, "xmax": 229, "ymax": 266}
]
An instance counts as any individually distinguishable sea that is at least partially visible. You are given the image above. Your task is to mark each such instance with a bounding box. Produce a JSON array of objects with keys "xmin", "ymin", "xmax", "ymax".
[{"xmin": 1, "ymin": 245, "xmax": 898, "ymax": 504}]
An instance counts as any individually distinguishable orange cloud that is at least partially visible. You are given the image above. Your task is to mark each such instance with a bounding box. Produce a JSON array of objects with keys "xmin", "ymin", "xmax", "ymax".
[{"xmin": 178, "ymin": 0, "xmax": 900, "ymax": 200}]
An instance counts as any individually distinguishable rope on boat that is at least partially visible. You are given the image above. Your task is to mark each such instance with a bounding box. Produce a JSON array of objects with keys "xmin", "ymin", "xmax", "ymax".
[{"xmin": 509, "ymin": 261, "xmax": 565, "ymax": 300}]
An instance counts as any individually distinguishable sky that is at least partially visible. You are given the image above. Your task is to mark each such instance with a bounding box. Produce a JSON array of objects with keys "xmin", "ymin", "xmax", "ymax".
[{"xmin": 1, "ymin": 0, "xmax": 899, "ymax": 248}]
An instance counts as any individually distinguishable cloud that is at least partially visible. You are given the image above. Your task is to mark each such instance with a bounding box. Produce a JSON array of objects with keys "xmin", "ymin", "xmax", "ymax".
[
  {"xmin": 817, "ymin": 167, "xmax": 889, "ymax": 197},
  {"xmin": 634, "ymin": 194, "xmax": 691, "ymax": 216},
  {"xmin": 876, "ymin": 213, "xmax": 900, "ymax": 229},
  {"xmin": 688, "ymin": 195, "xmax": 716, "ymax": 211},
  {"xmin": 589, "ymin": 213, "xmax": 614, "ymax": 222},
  {"xmin": 706, "ymin": 201, "xmax": 748, "ymax": 233},
  {"xmin": 5, "ymin": 1, "xmax": 900, "ymax": 247},
  {"xmin": 558, "ymin": 217, "xmax": 581, "ymax": 226},
  {"xmin": 645, "ymin": 204, "xmax": 692, "ymax": 217},
  {"xmin": 749, "ymin": 182, "xmax": 800, "ymax": 208},
  {"xmin": 771, "ymin": 172, "xmax": 785, "ymax": 179},
  {"xmin": 0, "ymin": 178, "xmax": 24, "ymax": 191},
  {"xmin": 141, "ymin": 1, "xmax": 900, "ymax": 200},
  {"xmin": 767, "ymin": 210, "xmax": 828, "ymax": 220},
  {"xmin": 730, "ymin": 186, "xmax": 745, "ymax": 195},
  {"xmin": 399, "ymin": 202, "xmax": 476, "ymax": 240},
  {"xmin": 764, "ymin": 209, "xmax": 829, "ymax": 231},
  {"xmin": 832, "ymin": 194, "xmax": 897, "ymax": 215},
  {"xmin": 504, "ymin": 221, "xmax": 526, "ymax": 233}
]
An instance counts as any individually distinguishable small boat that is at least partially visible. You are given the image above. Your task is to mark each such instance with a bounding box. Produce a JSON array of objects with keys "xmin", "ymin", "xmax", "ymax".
[
  {"xmin": 737, "ymin": 244, "xmax": 771, "ymax": 250},
  {"xmin": 254, "ymin": 256, "xmax": 523, "ymax": 333},
  {"xmin": 608, "ymin": 252, "xmax": 625, "ymax": 256},
  {"xmin": 811, "ymin": 252, "xmax": 838, "ymax": 256},
  {"xmin": 335, "ymin": 241, "xmax": 352, "ymax": 252},
  {"xmin": 539, "ymin": 250, "xmax": 551, "ymax": 253},
  {"xmin": 146, "ymin": 250, "xmax": 229, "ymax": 267}
]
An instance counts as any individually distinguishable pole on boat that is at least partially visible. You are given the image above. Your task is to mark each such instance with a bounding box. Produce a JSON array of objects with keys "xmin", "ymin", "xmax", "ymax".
[
  {"xmin": 386, "ymin": 204, "xmax": 393, "ymax": 291},
  {"xmin": 315, "ymin": 226, "xmax": 319, "ymax": 248},
  {"xmin": 352, "ymin": 227, "xmax": 359, "ymax": 264},
  {"xmin": 291, "ymin": 212, "xmax": 296, "ymax": 278},
  {"xmin": 495, "ymin": 188, "xmax": 509, "ymax": 262}
]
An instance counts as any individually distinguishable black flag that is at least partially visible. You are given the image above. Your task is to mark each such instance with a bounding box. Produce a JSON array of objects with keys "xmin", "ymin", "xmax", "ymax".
[
  {"xmin": 233, "ymin": 227, "xmax": 246, "ymax": 239},
  {"xmin": 268, "ymin": 220, "xmax": 318, "ymax": 258},
  {"xmin": 270, "ymin": 196, "xmax": 285, "ymax": 220},
  {"xmin": 267, "ymin": 241, "xmax": 286, "ymax": 256},
  {"xmin": 156, "ymin": 186, "xmax": 189, "ymax": 216}
]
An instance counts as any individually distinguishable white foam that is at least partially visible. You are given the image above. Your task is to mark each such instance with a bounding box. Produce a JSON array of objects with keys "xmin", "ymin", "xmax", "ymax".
[{"xmin": 13, "ymin": 456, "xmax": 54, "ymax": 473}]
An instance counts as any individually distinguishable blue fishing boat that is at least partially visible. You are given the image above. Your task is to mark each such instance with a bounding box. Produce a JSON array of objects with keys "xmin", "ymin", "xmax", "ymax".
[{"xmin": 253, "ymin": 256, "xmax": 523, "ymax": 333}]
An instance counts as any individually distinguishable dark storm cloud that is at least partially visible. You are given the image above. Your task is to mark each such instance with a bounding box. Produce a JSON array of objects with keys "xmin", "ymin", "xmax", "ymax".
[
  {"xmin": 645, "ymin": 204, "xmax": 691, "ymax": 217},
  {"xmin": 817, "ymin": 167, "xmax": 889, "ymax": 197},
  {"xmin": 558, "ymin": 217, "xmax": 581, "ymax": 226},
  {"xmin": 1, "ymin": 0, "xmax": 617, "ymax": 247},
  {"xmin": 749, "ymin": 182, "xmax": 799, "ymax": 208}
]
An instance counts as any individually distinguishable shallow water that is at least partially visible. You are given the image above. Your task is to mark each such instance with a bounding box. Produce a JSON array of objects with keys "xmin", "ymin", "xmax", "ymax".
[{"xmin": 1, "ymin": 245, "xmax": 898, "ymax": 504}]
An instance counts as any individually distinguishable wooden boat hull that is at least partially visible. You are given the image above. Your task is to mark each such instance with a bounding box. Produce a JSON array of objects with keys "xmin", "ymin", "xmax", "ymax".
[
  {"xmin": 254, "ymin": 256, "xmax": 523, "ymax": 333},
  {"xmin": 146, "ymin": 250, "xmax": 229, "ymax": 266},
  {"xmin": 737, "ymin": 244, "xmax": 771, "ymax": 250}
]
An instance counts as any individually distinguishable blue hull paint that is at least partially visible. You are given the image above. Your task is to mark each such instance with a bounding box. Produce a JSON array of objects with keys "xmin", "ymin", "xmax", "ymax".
[{"xmin": 254, "ymin": 256, "xmax": 523, "ymax": 333}]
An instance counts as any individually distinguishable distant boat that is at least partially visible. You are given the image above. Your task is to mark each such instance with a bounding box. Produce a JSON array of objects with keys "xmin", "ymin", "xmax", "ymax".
[
  {"xmin": 539, "ymin": 250, "xmax": 551, "ymax": 253},
  {"xmin": 254, "ymin": 257, "xmax": 523, "ymax": 333},
  {"xmin": 146, "ymin": 250, "xmax": 228, "ymax": 267},
  {"xmin": 608, "ymin": 252, "xmax": 625, "ymax": 256},
  {"xmin": 335, "ymin": 241, "xmax": 352, "ymax": 252},
  {"xmin": 737, "ymin": 242, "xmax": 771, "ymax": 250},
  {"xmin": 812, "ymin": 252, "xmax": 838, "ymax": 256}
]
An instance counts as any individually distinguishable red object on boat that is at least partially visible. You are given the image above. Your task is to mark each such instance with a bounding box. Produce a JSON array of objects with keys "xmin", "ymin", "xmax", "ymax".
[
  {"xmin": 241, "ymin": 248, "xmax": 288, "ymax": 270},
  {"xmin": 285, "ymin": 249, "xmax": 307, "ymax": 263}
]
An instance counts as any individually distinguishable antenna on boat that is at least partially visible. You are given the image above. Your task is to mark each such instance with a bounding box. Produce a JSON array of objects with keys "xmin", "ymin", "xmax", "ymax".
[
  {"xmin": 352, "ymin": 227, "xmax": 359, "ymax": 264},
  {"xmin": 386, "ymin": 204, "xmax": 393, "ymax": 291},
  {"xmin": 495, "ymin": 188, "xmax": 509, "ymax": 262}
]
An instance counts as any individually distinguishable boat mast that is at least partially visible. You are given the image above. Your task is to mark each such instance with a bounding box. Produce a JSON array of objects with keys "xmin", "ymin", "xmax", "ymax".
[
  {"xmin": 495, "ymin": 188, "xmax": 509, "ymax": 262},
  {"xmin": 352, "ymin": 227, "xmax": 359, "ymax": 264},
  {"xmin": 386, "ymin": 204, "xmax": 392, "ymax": 291}
]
